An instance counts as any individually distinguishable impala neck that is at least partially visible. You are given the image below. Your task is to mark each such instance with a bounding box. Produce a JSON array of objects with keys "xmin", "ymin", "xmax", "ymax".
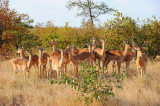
[
  {"xmin": 101, "ymin": 42, "xmax": 106, "ymax": 56},
  {"xmin": 132, "ymin": 48, "xmax": 136, "ymax": 57},
  {"xmin": 52, "ymin": 44, "xmax": 58, "ymax": 53},
  {"xmin": 122, "ymin": 45, "xmax": 129, "ymax": 56},
  {"xmin": 27, "ymin": 53, "xmax": 32, "ymax": 68},
  {"xmin": 59, "ymin": 51, "xmax": 64, "ymax": 67},
  {"xmin": 68, "ymin": 51, "xmax": 74, "ymax": 62},
  {"xmin": 19, "ymin": 51, "xmax": 26, "ymax": 59}
]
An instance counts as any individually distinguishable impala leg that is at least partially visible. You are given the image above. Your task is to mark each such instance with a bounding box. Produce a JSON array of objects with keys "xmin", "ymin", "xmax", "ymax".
[
  {"xmin": 23, "ymin": 70, "xmax": 26, "ymax": 79},
  {"xmin": 57, "ymin": 70, "xmax": 59, "ymax": 81},
  {"xmin": 102, "ymin": 60, "xmax": 105, "ymax": 74},
  {"xmin": 76, "ymin": 65, "xmax": 78, "ymax": 77},
  {"xmin": 27, "ymin": 69, "xmax": 30, "ymax": 78},
  {"xmin": 117, "ymin": 62, "xmax": 121, "ymax": 76},
  {"xmin": 141, "ymin": 68, "xmax": 143, "ymax": 77},
  {"xmin": 125, "ymin": 61, "xmax": 130, "ymax": 73},
  {"xmin": 44, "ymin": 65, "xmax": 47, "ymax": 78},
  {"xmin": 42, "ymin": 65, "xmax": 45, "ymax": 78},
  {"xmin": 36, "ymin": 61, "xmax": 39, "ymax": 69},
  {"xmin": 47, "ymin": 64, "xmax": 51, "ymax": 79},
  {"xmin": 112, "ymin": 62, "xmax": 116, "ymax": 73},
  {"xmin": 88, "ymin": 58, "xmax": 91, "ymax": 66},
  {"xmin": 137, "ymin": 67, "xmax": 141, "ymax": 76},
  {"xmin": 98, "ymin": 60, "xmax": 100, "ymax": 71},
  {"xmin": 39, "ymin": 64, "xmax": 41, "ymax": 78},
  {"xmin": 64, "ymin": 64, "xmax": 67, "ymax": 74},
  {"xmin": 104, "ymin": 59, "xmax": 110, "ymax": 73},
  {"xmin": 73, "ymin": 65, "xmax": 76, "ymax": 77}
]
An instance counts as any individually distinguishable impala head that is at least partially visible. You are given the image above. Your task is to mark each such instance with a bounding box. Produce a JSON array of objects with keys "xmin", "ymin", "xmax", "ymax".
[
  {"xmin": 92, "ymin": 37, "xmax": 101, "ymax": 46},
  {"xmin": 65, "ymin": 45, "xmax": 72, "ymax": 53},
  {"xmin": 100, "ymin": 38, "xmax": 108, "ymax": 46},
  {"xmin": 60, "ymin": 49, "xmax": 64, "ymax": 56},
  {"xmin": 72, "ymin": 45, "xmax": 79, "ymax": 54},
  {"xmin": 123, "ymin": 41, "xmax": 132, "ymax": 49},
  {"xmin": 16, "ymin": 47, "xmax": 24, "ymax": 54},
  {"xmin": 87, "ymin": 43, "xmax": 96, "ymax": 60},
  {"xmin": 132, "ymin": 38, "xmax": 145, "ymax": 57},
  {"xmin": 91, "ymin": 44, "xmax": 96, "ymax": 60},
  {"xmin": 37, "ymin": 47, "xmax": 46, "ymax": 55},
  {"xmin": 48, "ymin": 38, "xmax": 57, "ymax": 46}
]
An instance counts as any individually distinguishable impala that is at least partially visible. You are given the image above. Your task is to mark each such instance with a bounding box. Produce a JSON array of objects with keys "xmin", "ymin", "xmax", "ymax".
[
  {"xmin": 94, "ymin": 39, "xmax": 107, "ymax": 73},
  {"xmin": 132, "ymin": 39, "xmax": 148, "ymax": 76},
  {"xmin": 76, "ymin": 38, "xmax": 100, "ymax": 54},
  {"xmin": 65, "ymin": 44, "xmax": 96, "ymax": 77},
  {"xmin": 48, "ymin": 39, "xmax": 70, "ymax": 74},
  {"xmin": 16, "ymin": 47, "xmax": 39, "ymax": 69},
  {"xmin": 104, "ymin": 41, "xmax": 132, "ymax": 76},
  {"xmin": 12, "ymin": 52, "xmax": 32, "ymax": 79},
  {"xmin": 47, "ymin": 50, "xmax": 65, "ymax": 80},
  {"xmin": 37, "ymin": 47, "xmax": 49, "ymax": 78},
  {"xmin": 122, "ymin": 45, "xmax": 136, "ymax": 71}
]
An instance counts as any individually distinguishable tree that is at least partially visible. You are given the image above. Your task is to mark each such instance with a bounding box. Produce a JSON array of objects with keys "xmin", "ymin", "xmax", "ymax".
[
  {"xmin": 66, "ymin": 0, "xmax": 113, "ymax": 25},
  {"xmin": 0, "ymin": 0, "xmax": 34, "ymax": 58}
]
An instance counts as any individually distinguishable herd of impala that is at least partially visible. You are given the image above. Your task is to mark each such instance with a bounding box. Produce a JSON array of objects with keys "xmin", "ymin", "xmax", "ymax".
[{"xmin": 11, "ymin": 38, "xmax": 148, "ymax": 79}]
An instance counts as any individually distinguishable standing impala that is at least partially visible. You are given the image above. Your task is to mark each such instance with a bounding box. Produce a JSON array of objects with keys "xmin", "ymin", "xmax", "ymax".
[
  {"xmin": 94, "ymin": 39, "xmax": 107, "ymax": 73},
  {"xmin": 37, "ymin": 47, "xmax": 49, "ymax": 78},
  {"xmin": 65, "ymin": 44, "xmax": 96, "ymax": 77},
  {"xmin": 48, "ymin": 39, "xmax": 70, "ymax": 74},
  {"xmin": 132, "ymin": 39, "xmax": 148, "ymax": 76},
  {"xmin": 104, "ymin": 41, "xmax": 132, "ymax": 76},
  {"xmin": 76, "ymin": 38, "xmax": 100, "ymax": 54},
  {"xmin": 122, "ymin": 45, "xmax": 136, "ymax": 71},
  {"xmin": 12, "ymin": 52, "xmax": 32, "ymax": 79},
  {"xmin": 16, "ymin": 47, "xmax": 39, "ymax": 69},
  {"xmin": 48, "ymin": 49, "xmax": 65, "ymax": 80}
]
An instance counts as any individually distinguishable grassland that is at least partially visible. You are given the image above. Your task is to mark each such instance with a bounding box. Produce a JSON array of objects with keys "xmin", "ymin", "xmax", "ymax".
[{"xmin": 0, "ymin": 57, "xmax": 160, "ymax": 106}]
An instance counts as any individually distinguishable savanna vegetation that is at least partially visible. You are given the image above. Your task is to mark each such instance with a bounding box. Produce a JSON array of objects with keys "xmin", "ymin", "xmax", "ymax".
[{"xmin": 0, "ymin": 0, "xmax": 160, "ymax": 105}]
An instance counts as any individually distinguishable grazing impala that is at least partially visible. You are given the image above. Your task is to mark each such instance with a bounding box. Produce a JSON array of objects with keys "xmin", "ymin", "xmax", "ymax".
[
  {"xmin": 132, "ymin": 38, "xmax": 148, "ymax": 76},
  {"xmin": 16, "ymin": 47, "xmax": 39, "ymax": 69},
  {"xmin": 65, "ymin": 44, "xmax": 96, "ymax": 77},
  {"xmin": 48, "ymin": 50, "xmax": 65, "ymax": 80},
  {"xmin": 37, "ymin": 47, "xmax": 49, "ymax": 78},
  {"xmin": 12, "ymin": 52, "xmax": 32, "ymax": 79},
  {"xmin": 48, "ymin": 39, "xmax": 70, "ymax": 74},
  {"xmin": 104, "ymin": 41, "xmax": 132, "ymax": 76}
]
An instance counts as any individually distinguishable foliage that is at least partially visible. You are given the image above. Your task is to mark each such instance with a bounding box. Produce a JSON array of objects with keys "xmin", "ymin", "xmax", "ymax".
[
  {"xmin": 66, "ymin": 0, "xmax": 113, "ymax": 24},
  {"xmin": 56, "ymin": 62, "xmax": 127, "ymax": 105},
  {"xmin": 31, "ymin": 12, "xmax": 160, "ymax": 58},
  {"xmin": 1, "ymin": 0, "xmax": 159, "ymax": 59},
  {"xmin": 0, "ymin": 0, "xmax": 34, "ymax": 58}
]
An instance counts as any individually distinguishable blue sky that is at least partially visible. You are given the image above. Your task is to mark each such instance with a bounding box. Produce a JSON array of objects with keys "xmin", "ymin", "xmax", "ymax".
[{"xmin": 9, "ymin": 0, "xmax": 160, "ymax": 27}]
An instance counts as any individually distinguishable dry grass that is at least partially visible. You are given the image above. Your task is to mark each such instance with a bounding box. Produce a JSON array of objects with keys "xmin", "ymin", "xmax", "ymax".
[{"xmin": 0, "ymin": 58, "xmax": 160, "ymax": 106}]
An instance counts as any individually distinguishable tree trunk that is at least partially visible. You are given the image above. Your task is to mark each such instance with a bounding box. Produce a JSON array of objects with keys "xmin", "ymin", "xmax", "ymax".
[{"xmin": 87, "ymin": 0, "xmax": 94, "ymax": 36}]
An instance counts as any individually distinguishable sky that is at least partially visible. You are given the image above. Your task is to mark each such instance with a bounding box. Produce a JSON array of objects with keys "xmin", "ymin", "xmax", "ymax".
[{"xmin": 9, "ymin": 0, "xmax": 160, "ymax": 27}]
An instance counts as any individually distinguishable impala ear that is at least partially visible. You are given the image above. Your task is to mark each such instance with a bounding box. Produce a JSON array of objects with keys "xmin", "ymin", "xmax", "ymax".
[
  {"xmin": 142, "ymin": 39, "xmax": 146, "ymax": 47},
  {"xmin": 42, "ymin": 47, "xmax": 46, "ymax": 50},
  {"xmin": 100, "ymin": 39, "xmax": 104, "ymax": 43},
  {"xmin": 92, "ymin": 43, "xmax": 96, "ymax": 46},
  {"xmin": 85, "ymin": 43, "xmax": 89, "ymax": 46},
  {"xmin": 21, "ymin": 46, "xmax": 24, "ymax": 50},
  {"xmin": 36, "ymin": 47, "xmax": 40, "ymax": 50},
  {"xmin": 123, "ymin": 41, "xmax": 127, "ymax": 44},
  {"xmin": 25, "ymin": 51, "xmax": 29, "ymax": 54},
  {"xmin": 54, "ymin": 38, "xmax": 57, "ymax": 41}
]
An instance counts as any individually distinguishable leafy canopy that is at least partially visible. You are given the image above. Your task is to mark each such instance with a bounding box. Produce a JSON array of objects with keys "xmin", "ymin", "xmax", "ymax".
[{"xmin": 66, "ymin": 0, "xmax": 113, "ymax": 24}]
